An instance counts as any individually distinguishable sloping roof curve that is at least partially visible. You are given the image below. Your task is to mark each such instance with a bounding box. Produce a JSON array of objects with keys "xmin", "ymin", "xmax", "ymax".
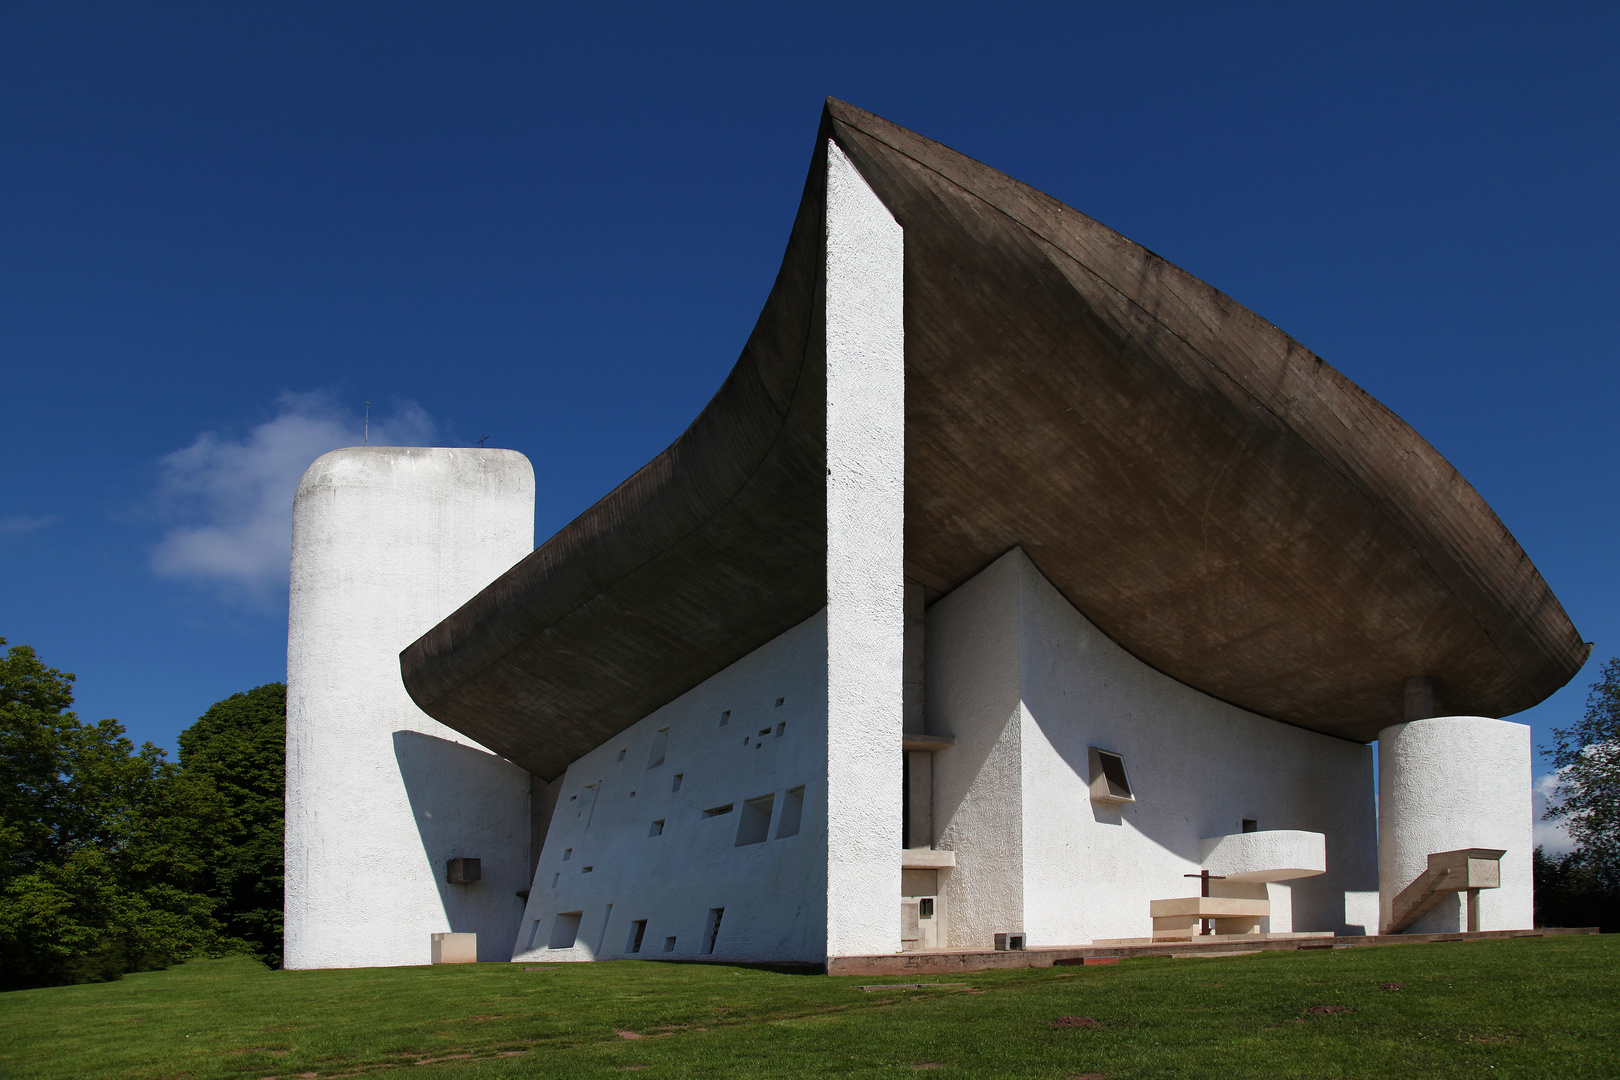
[{"xmin": 401, "ymin": 99, "xmax": 1587, "ymax": 780}]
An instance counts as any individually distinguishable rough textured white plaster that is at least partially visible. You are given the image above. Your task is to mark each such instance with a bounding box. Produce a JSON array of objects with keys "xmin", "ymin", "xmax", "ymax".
[
  {"xmin": 1377, "ymin": 716, "xmax": 1533, "ymax": 933},
  {"xmin": 823, "ymin": 140, "xmax": 906, "ymax": 958},
  {"xmin": 285, "ymin": 447, "xmax": 535, "ymax": 969},
  {"xmin": 1201, "ymin": 830, "xmax": 1327, "ymax": 883},
  {"xmin": 513, "ymin": 612, "xmax": 830, "ymax": 964},
  {"xmin": 928, "ymin": 550, "xmax": 1379, "ymax": 948}
]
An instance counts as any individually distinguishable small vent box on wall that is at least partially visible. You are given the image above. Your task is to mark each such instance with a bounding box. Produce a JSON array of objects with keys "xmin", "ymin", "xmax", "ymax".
[{"xmin": 446, "ymin": 857, "xmax": 482, "ymax": 884}]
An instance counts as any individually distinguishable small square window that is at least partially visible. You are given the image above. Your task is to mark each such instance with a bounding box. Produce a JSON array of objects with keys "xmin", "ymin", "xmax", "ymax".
[
  {"xmin": 649, "ymin": 819, "xmax": 664, "ymax": 836},
  {"xmin": 719, "ymin": 710, "xmax": 731, "ymax": 726},
  {"xmin": 1088, "ymin": 747, "xmax": 1134, "ymax": 804},
  {"xmin": 663, "ymin": 935, "xmax": 677, "ymax": 953},
  {"xmin": 1242, "ymin": 818, "xmax": 1258, "ymax": 833},
  {"xmin": 648, "ymin": 727, "xmax": 669, "ymax": 769}
]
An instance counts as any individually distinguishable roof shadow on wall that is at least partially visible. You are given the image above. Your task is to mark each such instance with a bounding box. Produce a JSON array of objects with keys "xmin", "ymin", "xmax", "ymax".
[{"xmin": 392, "ymin": 728, "xmax": 530, "ymax": 960}]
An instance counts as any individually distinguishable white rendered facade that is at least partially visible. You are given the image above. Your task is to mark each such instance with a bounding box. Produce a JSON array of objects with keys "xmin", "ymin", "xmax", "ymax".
[
  {"xmin": 285, "ymin": 447, "xmax": 536, "ymax": 969},
  {"xmin": 284, "ymin": 136, "xmax": 1546, "ymax": 970}
]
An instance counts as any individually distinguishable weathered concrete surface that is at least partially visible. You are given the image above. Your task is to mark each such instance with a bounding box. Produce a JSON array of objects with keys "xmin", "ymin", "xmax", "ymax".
[{"xmin": 401, "ymin": 99, "xmax": 1584, "ymax": 778}]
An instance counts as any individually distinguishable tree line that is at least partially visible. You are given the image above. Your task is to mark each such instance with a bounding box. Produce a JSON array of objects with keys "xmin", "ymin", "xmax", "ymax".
[
  {"xmin": 1536, "ymin": 656, "xmax": 1620, "ymax": 932},
  {"xmin": 0, "ymin": 638, "xmax": 283, "ymax": 991}
]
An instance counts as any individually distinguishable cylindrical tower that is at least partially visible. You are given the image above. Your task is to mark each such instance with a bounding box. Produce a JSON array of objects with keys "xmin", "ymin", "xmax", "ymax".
[
  {"xmin": 1377, "ymin": 716, "xmax": 1532, "ymax": 934},
  {"xmin": 285, "ymin": 446, "xmax": 535, "ymax": 969}
]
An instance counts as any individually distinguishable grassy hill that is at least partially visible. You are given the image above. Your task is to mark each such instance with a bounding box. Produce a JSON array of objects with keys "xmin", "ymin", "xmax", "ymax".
[{"xmin": 1, "ymin": 935, "xmax": 1614, "ymax": 1078}]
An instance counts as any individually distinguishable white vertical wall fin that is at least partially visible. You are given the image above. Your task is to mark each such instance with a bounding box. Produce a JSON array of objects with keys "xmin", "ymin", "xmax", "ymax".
[
  {"xmin": 285, "ymin": 447, "xmax": 535, "ymax": 969},
  {"xmin": 823, "ymin": 139, "xmax": 906, "ymax": 958}
]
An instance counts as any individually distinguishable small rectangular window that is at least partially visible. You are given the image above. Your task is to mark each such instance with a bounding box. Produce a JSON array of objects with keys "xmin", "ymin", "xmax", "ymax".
[
  {"xmin": 1088, "ymin": 747, "xmax": 1134, "ymax": 804},
  {"xmin": 776, "ymin": 786, "xmax": 804, "ymax": 839},
  {"xmin": 735, "ymin": 793, "xmax": 775, "ymax": 846},
  {"xmin": 526, "ymin": 919, "xmax": 544, "ymax": 951},
  {"xmin": 774, "ymin": 697, "xmax": 785, "ymax": 707},
  {"xmin": 719, "ymin": 710, "xmax": 731, "ymax": 726},
  {"xmin": 919, "ymin": 898, "xmax": 934, "ymax": 919},
  {"xmin": 672, "ymin": 773, "xmax": 683, "ymax": 793},
  {"xmin": 648, "ymin": 727, "xmax": 669, "ymax": 769},
  {"xmin": 648, "ymin": 819, "xmax": 664, "ymax": 836},
  {"xmin": 626, "ymin": 919, "xmax": 647, "ymax": 954},
  {"xmin": 595, "ymin": 904, "xmax": 613, "ymax": 954},
  {"xmin": 775, "ymin": 722, "xmax": 786, "ymax": 738},
  {"xmin": 562, "ymin": 848, "xmax": 572, "ymax": 861},
  {"xmin": 617, "ymin": 748, "xmax": 627, "ymax": 762},
  {"xmin": 663, "ymin": 935, "xmax": 677, "ymax": 953},
  {"xmin": 703, "ymin": 804, "xmax": 733, "ymax": 818},
  {"xmin": 1242, "ymin": 818, "xmax": 1258, "ymax": 833},
  {"xmin": 551, "ymin": 872, "xmax": 559, "ymax": 888},
  {"xmin": 548, "ymin": 911, "xmax": 582, "ymax": 949},
  {"xmin": 582, "ymin": 865, "xmax": 593, "ymax": 874},
  {"xmin": 703, "ymin": 907, "xmax": 725, "ymax": 954}
]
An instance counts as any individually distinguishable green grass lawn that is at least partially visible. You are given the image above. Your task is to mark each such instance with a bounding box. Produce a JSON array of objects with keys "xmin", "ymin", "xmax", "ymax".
[{"xmin": 1, "ymin": 935, "xmax": 1615, "ymax": 1079}]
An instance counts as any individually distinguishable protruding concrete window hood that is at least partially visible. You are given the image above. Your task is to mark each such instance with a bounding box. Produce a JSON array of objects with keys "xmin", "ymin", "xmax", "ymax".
[{"xmin": 1088, "ymin": 747, "xmax": 1134, "ymax": 804}]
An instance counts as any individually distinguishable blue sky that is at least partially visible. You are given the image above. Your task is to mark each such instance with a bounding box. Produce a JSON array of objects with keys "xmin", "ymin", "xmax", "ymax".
[{"xmin": 2, "ymin": 3, "xmax": 1615, "ymax": 847}]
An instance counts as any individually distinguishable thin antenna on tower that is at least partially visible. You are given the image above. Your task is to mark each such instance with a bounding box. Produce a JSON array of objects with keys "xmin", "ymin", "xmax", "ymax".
[{"xmin": 364, "ymin": 402, "xmax": 371, "ymax": 446}]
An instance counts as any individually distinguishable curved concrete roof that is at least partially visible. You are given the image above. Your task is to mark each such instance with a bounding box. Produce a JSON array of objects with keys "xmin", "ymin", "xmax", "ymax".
[{"xmin": 402, "ymin": 99, "xmax": 1587, "ymax": 780}]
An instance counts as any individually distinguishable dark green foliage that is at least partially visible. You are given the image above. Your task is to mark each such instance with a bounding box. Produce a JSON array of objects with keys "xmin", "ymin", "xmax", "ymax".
[
  {"xmin": 1539, "ymin": 657, "xmax": 1620, "ymax": 930},
  {"xmin": 175, "ymin": 683, "xmax": 285, "ymax": 964},
  {"xmin": 1535, "ymin": 845, "xmax": 1620, "ymax": 932},
  {"xmin": 0, "ymin": 637, "xmax": 235, "ymax": 990},
  {"xmin": 1544, "ymin": 656, "xmax": 1620, "ymax": 869}
]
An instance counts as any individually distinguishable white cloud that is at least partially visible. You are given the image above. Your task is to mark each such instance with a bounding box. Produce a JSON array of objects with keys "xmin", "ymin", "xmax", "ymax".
[
  {"xmin": 1532, "ymin": 770, "xmax": 1576, "ymax": 855},
  {"xmin": 152, "ymin": 391, "xmax": 437, "ymax": 599},
  {"xmin": 0, "ymin": 515, "xmax": 58, "ymax": 535}
]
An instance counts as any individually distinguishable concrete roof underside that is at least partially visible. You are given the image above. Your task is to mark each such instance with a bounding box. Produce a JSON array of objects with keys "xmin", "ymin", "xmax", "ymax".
[{"xmin": 401, "ymin": 99, "xmax": 1587, "ymax": 780}]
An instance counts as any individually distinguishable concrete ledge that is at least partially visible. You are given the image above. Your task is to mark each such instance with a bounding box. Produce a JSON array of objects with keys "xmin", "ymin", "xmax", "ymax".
[
  {"xmin": 901, "ymin": 848, "xmax": 957, "ymax": 869},
  {"xmin": 823, "ymin": 927, "xmax": 1597, "ymax": 977}
]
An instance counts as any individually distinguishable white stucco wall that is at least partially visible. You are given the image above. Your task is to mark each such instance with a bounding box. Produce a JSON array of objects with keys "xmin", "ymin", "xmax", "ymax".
[
  {"xmin": 285, "ymin": 447, "xmax": 535, "ymax": 969},
  {"xmin": 823, "ymin": 139, "xmax": 906, "ymax": 959},
  {"xmin": 927, "ymin": 549, "xmax": 1380, "ymax": 948},
  {"xmin": 513, "ymin": 611, "xmax": 830, "ymax": 964},
  {"xmin": 1377, "ymin": 715, "xmax": 1533, "ymax": 933}
]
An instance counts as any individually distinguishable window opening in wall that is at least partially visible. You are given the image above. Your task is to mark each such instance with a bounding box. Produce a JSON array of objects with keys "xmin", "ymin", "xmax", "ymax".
[
  {"xmin": 919, "ymin": 898, "xmax": 934, "ymax": 919},
  {"xmin": 617, "ymin": 748, "xmax": 627, "ymax": 762},
  {"xmin": 672, "ymin": 773, "xmax": 683, "ymax": 793},
  {"xmin": 595, "ymin": 904, "xmax": 613, "ymax": 954},
  {"xmin": 776, "ymin": 786, "xmax": 805, "ymax": 839},
  {"xmin": 742, "ymin": 735, "xmax": 750, "ymax": 746},
  {"xmin": 648, "ymin": 728, "xmax": 669, "ymax": 769},
  {"xmin": 775, "ymin": 697, "xmax": 785, "ymax": 707},
  {"xmin": 581, "ymin": 783, "xmax": 600, "ymax": 826},
  {"xmin": 649, "ymin": 819, "xmax": 664, "ymax": 836},
  {"xmin": 548, "ymin": 911, "xmax": 582, "ymax": 949},
  {"xmin": 562, "ymin": 848, "xmax": 572, "ymax": 861},
  {"xmin": 630, "ymin": 790, "xmax": 636, "ymax": 797},
  {"xmin": 663, "ymin": 936, "xmax": 677, "ymax": 953},
  {"xmin": 735, "ymin": 793, "xmax": 775, "ymax": 846},
  {"xmin": 582, "ymin": 866, "xmax": 593, "ymax": 873},
  {"xmin": 1088, "ymin": 747, "xmax": 1135, "ymax": 803},
  {"xmin": 720, "ymin": 710, "xmax": 731, "ymax": 726},
  {"xmin": 551, "ymin": 873, "xmax": 559, "ymax": 888},
  {"xmin": 703, "ymin": 804, "xmax": 734, "ymax": 818},
  {"xmin": 626, "ymin": 920, "xmax": 647, "ymax": 954},
  {"xmin": 775, "ymin": 722, "xmax": 786, "ymax": 738},
  {"xmin": 1242, "ymin": 819, "xmax": 1258, "ymax": 833},
  {"xmin": 526, "ymin": 919, "xmax": 544, "ymax": 951},
  {"xmin": 703, "ymin": 908, "xmax": 725, "ymax": 954}
]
